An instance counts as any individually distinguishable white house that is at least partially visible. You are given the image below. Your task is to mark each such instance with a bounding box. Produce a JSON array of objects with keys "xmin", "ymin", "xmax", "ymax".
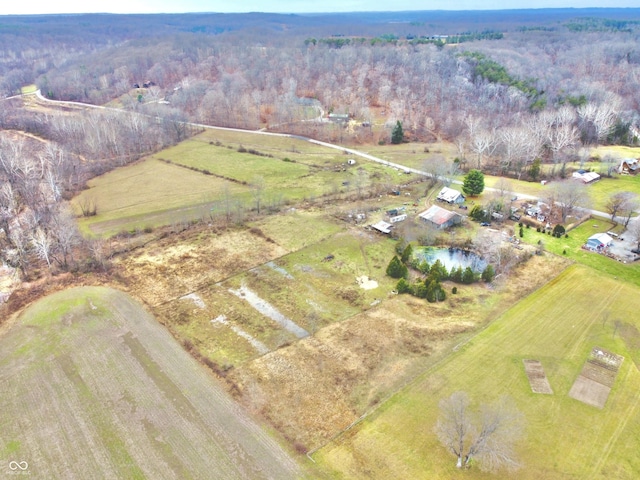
[{"xmin": 437, "ymin": 186, "xmax": 465, "ymax": 204}]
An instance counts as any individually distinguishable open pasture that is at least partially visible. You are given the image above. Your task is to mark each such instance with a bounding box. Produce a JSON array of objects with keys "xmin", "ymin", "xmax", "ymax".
[
  {"xmin": 73, "ymin": 130, "xmax": 397, "ymax": 237},
  {"xmin": 0, "ymin": 287, "xmax": 304, "ymax": 479},
  {"xmin": 313, "ymin": 264, "xmax": 640, "ymax": 479},
  {"xmin": 72, "ymin": 157, "xmax": 247, "ymax": 236}
]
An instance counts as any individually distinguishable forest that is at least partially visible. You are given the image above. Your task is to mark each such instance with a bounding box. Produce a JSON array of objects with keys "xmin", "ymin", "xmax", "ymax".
[{"xmin": 1, "ymin": 8, "xmax": 640, "ymax": 278}]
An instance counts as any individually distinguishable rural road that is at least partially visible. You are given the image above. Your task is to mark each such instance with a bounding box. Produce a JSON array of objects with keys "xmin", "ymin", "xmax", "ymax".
[{"xmin": 24, "ymin": 89, "xmax": 620, "ymax": 220}]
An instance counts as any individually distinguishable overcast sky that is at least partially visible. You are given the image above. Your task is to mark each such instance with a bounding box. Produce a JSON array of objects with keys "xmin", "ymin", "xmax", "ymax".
[{"xmin": 0, "ymin": 1, "xmax": 638, "ymax": 15}]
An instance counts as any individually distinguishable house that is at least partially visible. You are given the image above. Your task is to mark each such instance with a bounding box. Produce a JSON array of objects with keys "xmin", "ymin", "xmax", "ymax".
[
  {"xmin": 586, "ymin": 233, "xmax": 613, "ymax": 251},
  {"xmin": 618, "ymin": 158, "xmax": 639, "ymax": 175},
  {"xmin": 437, "ymin": 186, "xmax": 465, "ymax": 204},
  {"xmin": 328, "ymin": 113, "xmax": 350, "ymax": 123},
  {"xmin": 371, "ymin": 220, "xmax": 393, "ymax": 234},
  {"xmin": 572, "ymin": 170, "xmax": 600, "ymax": 183},
  {"xmin": 419, "ymin": 205, "xmax": 462, "ymax": 229}
]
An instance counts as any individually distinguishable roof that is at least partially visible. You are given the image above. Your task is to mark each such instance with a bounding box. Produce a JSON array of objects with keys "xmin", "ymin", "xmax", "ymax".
[
  {"xmin": 419, "ymin": 205, "xmax": 460, "ymax": 225},
  {"xmin": 588, "ymin": 233, "xmax": 613, "ymax": 245},
  {"xmin": 371, "ymin": 220, "xmax": 392, "ymax": 234},
  {"xmin": 437, "ymin": 186, "xmax": 464, "ymax": 203},
  {"xmin": 573, "ymin": 171, "xmax": 600, "ymax": 183}
]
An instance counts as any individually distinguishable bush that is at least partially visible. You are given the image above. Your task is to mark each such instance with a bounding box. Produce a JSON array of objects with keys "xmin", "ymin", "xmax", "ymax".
[
  {"xmin": 553, "ymin": 224, "xmax": 566, "ymax": 236},
  {"xmin": 452, "ymin": 286, "xmax": 458, "ymax": 294}
]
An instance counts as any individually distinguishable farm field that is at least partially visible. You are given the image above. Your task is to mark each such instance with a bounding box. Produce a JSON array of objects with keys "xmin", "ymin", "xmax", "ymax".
[
  {"xmin": 72, "ymin": 157, "xmax": 245, "ymax": 236},
  {"xmin": 73, "ymin": 130, "xmax": 400, "ymax": 237},
  {"xmin": 313, "ymin": 264, "xmax": 640, "ymax": 479},
  {"xmin": 0, "ymin": 286, "xmax": 307, "ymax": 480}
]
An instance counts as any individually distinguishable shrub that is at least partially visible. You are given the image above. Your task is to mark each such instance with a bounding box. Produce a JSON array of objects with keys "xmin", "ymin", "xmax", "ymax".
[
  {"xmin": 553, "ymin": 224, "xmax": 566, "ymax": 236},
  {"xmin": 563, "ymin": 249, "xmax": 567, "ymax": 255},
  {"xmin": 452, "ymin": 286, "xmax": 458, "ymax": 294}
]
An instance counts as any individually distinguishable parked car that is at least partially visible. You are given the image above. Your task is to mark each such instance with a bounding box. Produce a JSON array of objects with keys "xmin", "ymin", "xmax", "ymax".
[
  {"xmin": 480, "ymin": 222, "xmax": 491, "ymax": 227},
  {"xmin": 458, "ymin": 205, "xmax": 468, "ymax": 210}
]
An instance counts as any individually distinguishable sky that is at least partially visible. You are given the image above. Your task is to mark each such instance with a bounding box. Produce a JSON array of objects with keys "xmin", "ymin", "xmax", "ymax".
[{"xmin": 0, "ymin": 1, "xmax": 638, "ymax": 15}]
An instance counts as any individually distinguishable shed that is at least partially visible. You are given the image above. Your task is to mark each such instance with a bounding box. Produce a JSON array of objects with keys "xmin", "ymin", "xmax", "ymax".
[
  {"xmin": 586, "ymin": 233, "xmax": 613, "ymax": 251},
  {"xmin": 572, "ymin": 171, "xmax": 600, "ymax": 183},
  {"xmin": 436, "ymin": 186, "xmax": 465, "ymax": 204},
  {"xmin": 419, "ymin": 205, "xmax": 462, "ymax": 229}
]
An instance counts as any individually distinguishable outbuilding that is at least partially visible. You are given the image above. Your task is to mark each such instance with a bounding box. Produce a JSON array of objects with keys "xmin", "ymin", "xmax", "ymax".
[
  {"xmin": 586, "ymin": 233, "xmax": 613, "ymax": 251},
  {"xmin": 419, "ymin": 205, "xmax": 462, "ymax": 229}
]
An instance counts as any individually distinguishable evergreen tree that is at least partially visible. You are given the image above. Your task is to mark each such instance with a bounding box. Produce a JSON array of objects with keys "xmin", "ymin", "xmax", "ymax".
[
  {"xmin": 401, "ymin": 243, "xmax": 413, "ymax": 264},
  {"xmin": 386, "ymin": 256, "xmax": 408, "ymax": 279},
  {"xmin": 462, "ymin": 169, "xmax": 485, "ymax": 196},
  {"xmin": 481, "ymin": 264, "xmax": 495, "ymax": 282},
  {"xmin": 391, "ymin": 121, "xmax": 404, "ymax": 144},
  {"xmin": 414, "ymin": 281, "xmax": 428, "ymax": 299},
  {"xmin": 469, "ymin": 204, "xmax": 486, "ymax": 222},
  {"xmin": 451, "ymin": 266, "xmax": 463, "ymax": 283},
  {"xmin": 396, "ymin": 278, "xmax": 412, "ymax": 294},
  {"xmin": 462, "ymin": 266, "xmax": 476, "ymax": 284},
  {"xmin": 430, "ymin": 259, "xmax": 449, "ymax": 281}
]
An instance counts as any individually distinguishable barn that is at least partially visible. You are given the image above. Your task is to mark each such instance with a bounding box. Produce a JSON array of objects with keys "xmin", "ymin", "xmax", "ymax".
[{"xmin": 419, "ymin": 205, "xmax": 462, "ymax": 229}]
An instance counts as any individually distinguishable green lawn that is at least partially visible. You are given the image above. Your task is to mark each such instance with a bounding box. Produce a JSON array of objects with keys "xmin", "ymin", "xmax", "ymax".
[
  {"xmin": 314, "ymin": 265, "xmax": 640, "ymax": 479},
  {"xmin": 518, "ymin": 219, "xmax": 640, "ymax": 287}
]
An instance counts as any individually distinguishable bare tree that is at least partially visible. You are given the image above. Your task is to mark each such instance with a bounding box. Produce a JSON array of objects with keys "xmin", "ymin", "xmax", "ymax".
[
  {"xmin": 605, "ymin": 191, "xmax": 636, "ymax": 222},
  {"xmin": 435, "ymin": 391, "xmax": 525, "ymax": 472},
  {"xmin": 628, "ymin": 218, "xmax": 640, "ymax": 251},
  {"xmin": 553, "ymin": 181, "xmax": 589, "ymax": 223},
  {"xmin": 30, "ymin": 226, "xmax": 53, "ymax": 269},
  {"xmin": 251, "ymin": 175, "xmax": 266, "ymax": 214}
]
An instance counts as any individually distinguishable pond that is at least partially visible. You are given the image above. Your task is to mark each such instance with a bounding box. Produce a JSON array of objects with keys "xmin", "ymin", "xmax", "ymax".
[{"xmin": 413, "ymin": 247, "xmax": 487, "ymax": 273}]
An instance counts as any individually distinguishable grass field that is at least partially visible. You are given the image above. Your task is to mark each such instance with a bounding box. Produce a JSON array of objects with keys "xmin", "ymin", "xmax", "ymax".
[
  {"xmin": 73, "ymin": 130, "xmax": 397, "ymax": 237},
  {"xmin": 313, "ymin": 264, "xmax": 640, "ymax": 479},
  {"xmin": 72, "ymin": 158, "xmax": 246, "ymax": 236},
  {"xmin": 0, "ymin": 286, "xmax": 306, "ymax": 479}
]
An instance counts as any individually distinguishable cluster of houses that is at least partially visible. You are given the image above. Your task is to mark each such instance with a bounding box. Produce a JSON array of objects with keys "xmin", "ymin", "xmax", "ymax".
[{"xmin": 371, "ymin": 187, "xmax": 465, "ymax": 234}]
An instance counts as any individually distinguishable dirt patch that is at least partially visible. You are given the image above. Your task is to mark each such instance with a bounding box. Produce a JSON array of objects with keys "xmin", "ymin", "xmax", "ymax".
[
  {"xmin": 569, "ymin": 347, "xmax": 624, "ymax": 409},
  {"xmin": 523, "ymin": 359, "xmax": 553, "ymax": 394},
  {"xmin": 356, "ymin": 275, "xmax": 379, "ymax": 290}
]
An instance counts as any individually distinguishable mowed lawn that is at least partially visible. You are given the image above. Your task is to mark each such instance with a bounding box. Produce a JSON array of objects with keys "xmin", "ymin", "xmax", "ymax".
[
  {"xmin": 519, "ymin": 218, "xmax": 640, "ymax": 287},
  {"xmin": 0, "ymin": 287, "xmax": 304, "ymax": 480},
  {"xmin": 314, "ymin": 265, "xmax": 640, "ymax": 479}
]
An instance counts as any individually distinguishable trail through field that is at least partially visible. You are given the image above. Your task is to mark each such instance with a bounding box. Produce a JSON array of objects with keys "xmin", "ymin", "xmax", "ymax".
[{"xmin": 0, "ymin": 287, "xmax": 302, "ymax": 479}]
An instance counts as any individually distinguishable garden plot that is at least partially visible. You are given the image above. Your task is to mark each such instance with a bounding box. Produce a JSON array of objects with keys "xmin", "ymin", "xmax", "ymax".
[
  {"xmin": 523, "ymin": 359, "xmax": 553, "ymax": 394},
  {"xmin": 569, "ymin": 347, "xmax": 624, "ymax": 409}
]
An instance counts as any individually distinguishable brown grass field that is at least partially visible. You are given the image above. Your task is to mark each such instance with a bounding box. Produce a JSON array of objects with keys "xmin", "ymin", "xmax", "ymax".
[{"xmin": 0, "ymin": 287, "xmax": 306, "ymax": 479}]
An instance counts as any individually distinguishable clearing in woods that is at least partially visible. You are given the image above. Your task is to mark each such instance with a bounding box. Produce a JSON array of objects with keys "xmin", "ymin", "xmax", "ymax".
[{"xmin": 0, "ymin": 287, "xmax": 305, "ymax": 480}]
